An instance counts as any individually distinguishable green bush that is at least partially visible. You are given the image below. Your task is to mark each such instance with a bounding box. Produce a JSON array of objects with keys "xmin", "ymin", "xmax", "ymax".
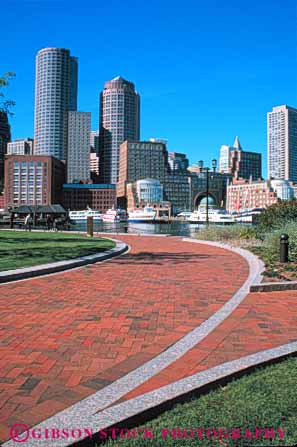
[
  {"xmin": 197, "ymin": 225, "xmax": 256, "ymax": 242},
  {"xmin": 255, "ymin": 199, "xmax": 297, "ymax": 238}
]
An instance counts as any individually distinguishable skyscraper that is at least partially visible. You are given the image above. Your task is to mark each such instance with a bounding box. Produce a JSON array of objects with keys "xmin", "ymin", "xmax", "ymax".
[
  {"xmin": 34, "ymin": 47, "xmax": 78, "ymax": 161},
  {"xmin": 99, "ymin": 76, "xmax": 140, "ymax": 184},
  {"xmin": 67, "ymin": 111, "xmax": 91, "ymax": 183},
  {"xmin": 268, "ymin": 105, "xmax": 297, "ymax": 182},
  {"xmin": 0, "ymin": 111, "xmax": 11, "ymax": 191}
]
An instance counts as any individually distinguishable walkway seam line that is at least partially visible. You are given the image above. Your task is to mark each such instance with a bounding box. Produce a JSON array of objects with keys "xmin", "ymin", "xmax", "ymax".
[{"xmin": 3, "ymin": 238, "xmax": 264, "ymax": 447}]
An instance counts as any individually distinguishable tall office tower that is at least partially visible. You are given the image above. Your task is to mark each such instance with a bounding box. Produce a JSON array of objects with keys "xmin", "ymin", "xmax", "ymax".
[
  {"xmin": 99, "ymin": 76, "xmax": 140, "ymax": 184},
  {"xmin": 0, "ymin": 111, "xmax": 11, "ymax": 191},
  {"xmin": 268, "ymin": 105, "xmax": 297, "ymax": 182},
  {"xmin": 34, "ymin": 47, "xmax": 78, "ymax": 161},
  {"xmin": 7, "ymin": 138, "xmax": 34, "ymax": 155},
  {"xmin": 67, "ymin": 111, "xmax": 91, "ymax": 183}
]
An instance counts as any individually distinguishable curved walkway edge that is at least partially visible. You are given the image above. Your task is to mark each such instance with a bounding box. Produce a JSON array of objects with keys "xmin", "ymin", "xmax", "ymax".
[
  {"xmin": 4, "ymin": 341, "xmax": 297, "ymax": 447},
  {"xmin": 182, "ymin": 238, "xmax": 265, "ymax": 285},
  {"xmin": 0, "ymin": 239, "xmax": 128, "ymax": 284},
  {"xmin": 2, "ymin": 238, "xmax": 267, "ymax": 447}
]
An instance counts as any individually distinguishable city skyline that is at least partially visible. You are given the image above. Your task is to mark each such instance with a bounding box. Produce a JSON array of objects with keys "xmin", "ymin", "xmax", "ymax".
[{"xmin": 2, "ymin": 0, "xmax": 296, "ymax": 178}]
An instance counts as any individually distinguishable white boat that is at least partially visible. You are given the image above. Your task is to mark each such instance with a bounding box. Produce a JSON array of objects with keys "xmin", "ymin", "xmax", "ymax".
[
  {"xmin": 69, "ymin": 208, "xmax": 102, "ymax": 223},
  {"xmin": 177, "ymin": 211, "xmax": 193, "ymax": 219},
  {"xmin": 128, "ymin": 206, "xmax": 157, "ymax": 223},
  {"xmin": 187, "ymin": 207, "xmax": 235, "ymax": 224},
  {"xmin": 102, "ymin": 207, "xmax": 128, "ymax": 222},
  {"xmin": 232, "ymin": 208, "xmax": 263, "ymax": 223}
]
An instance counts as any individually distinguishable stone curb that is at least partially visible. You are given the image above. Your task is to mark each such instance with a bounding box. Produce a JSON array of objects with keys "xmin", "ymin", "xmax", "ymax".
[
  {"xmin": 250, "ymin": 280, "xmax": 297, "ymax": 292},
  {"xmin": 86, "ymin": 341, "xmax": 297, "ymax": 444},
  {"xmin": 0, "ymin": 239, "xmax": 128, "ymax": 284},
  {"xmin": 186, "ymin": 238, "xmax": 297, "ymax": 293},
  {"xmin": 4, "ymin": 341, "xmax": 297, "ymax": 447},
  {"xmin": 2, "ymin": 237, "xmax": 265, "ymax": 447},
  {"xmin": 182, "ymin": 238, "xmax": 265, "ymax": 286}
]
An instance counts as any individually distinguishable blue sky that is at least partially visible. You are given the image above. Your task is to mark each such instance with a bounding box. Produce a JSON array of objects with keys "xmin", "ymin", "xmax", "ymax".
[{"xmin": 2, "ymin": 0, "xmax": 297, "ymax": 177}]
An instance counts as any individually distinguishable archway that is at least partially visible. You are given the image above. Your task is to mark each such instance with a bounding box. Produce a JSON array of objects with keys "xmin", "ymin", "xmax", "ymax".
[{"xmin": 193, "ymin": 193, "xmax": 217, "ymax": 209}]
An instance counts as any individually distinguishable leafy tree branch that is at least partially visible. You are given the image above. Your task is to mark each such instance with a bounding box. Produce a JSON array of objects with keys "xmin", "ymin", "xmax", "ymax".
[{"xmin": 0, "ymin": 72, "xmax": 16, "ymax": 115}]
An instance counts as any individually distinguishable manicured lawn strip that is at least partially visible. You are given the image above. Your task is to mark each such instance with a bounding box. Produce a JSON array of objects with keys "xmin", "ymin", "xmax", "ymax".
[
  {"xmin": 105, "ymin": 357, "xmax": 297, "ymax": 446},
  {"xmin": 0, "ymin": 230, "xmax": 115, "ymax": 271}
]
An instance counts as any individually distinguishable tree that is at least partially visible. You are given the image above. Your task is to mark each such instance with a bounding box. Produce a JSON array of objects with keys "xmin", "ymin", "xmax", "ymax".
[
  {"xmin": 0, "ymin": 72, "xmax": 16, "ymax": 115},
  {"xmin": 255, "ymin": 199, "xmax": 297, "ymax": 237}
]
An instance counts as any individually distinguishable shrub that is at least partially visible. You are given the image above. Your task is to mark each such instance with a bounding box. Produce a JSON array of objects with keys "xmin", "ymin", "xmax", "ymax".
[
  {"xmin": 255, "ymin": 199, "xmax": 297, "ymax": 238},
  {"xmin": 197, "ymin": 225, "xmax": 256, "ymax": 242}
]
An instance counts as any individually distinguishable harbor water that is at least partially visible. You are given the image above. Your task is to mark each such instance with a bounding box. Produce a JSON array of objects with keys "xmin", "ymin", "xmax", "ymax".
[{"xmin": 70, "ymin": 221, "xmax": 215, "ymax": 237}]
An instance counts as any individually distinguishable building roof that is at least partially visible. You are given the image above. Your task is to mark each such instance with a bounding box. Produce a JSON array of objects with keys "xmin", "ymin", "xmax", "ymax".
[
  {"xmin": 63, "ymin": 183, "xmax": 115, "ymax": 189},
  {"xmin": 11, "ymin": 204, "xmax": 66, "ymax": 214},
  {"xmin": 233, "ymin": 136, "xmax": 242, "ymax": 150},
  {"xmin": 112, "ymin": 76, "xmax": 126, "ymax": 81}
]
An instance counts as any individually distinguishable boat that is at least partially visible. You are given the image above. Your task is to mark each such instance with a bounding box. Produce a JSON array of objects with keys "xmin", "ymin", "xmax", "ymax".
[
  {"xmin": 102, "ymin": 207, "xmax": 128, "ymax": 222},
  {"xmin": 128, "ymin": 205, "xmax": 157, "ymax": 223},
  {"xmin": 177, "ymin": 211, "xmax": 193, "ymax": 219},
  {"xmin": 187, "ymin": 207, "xmax": 235, "ymax": 224},
  {"xmin": 232, "ymin": 208, "xmax": 264, "ymax": 223},
  {"xmin": 69, "ymin": 208, "xmax": 102, "ymax": 223}
]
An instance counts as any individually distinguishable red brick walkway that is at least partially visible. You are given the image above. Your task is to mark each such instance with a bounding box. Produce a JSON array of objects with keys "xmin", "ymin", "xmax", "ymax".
[
  {"xmin": 121, "ymin": 288, "xmax": 297, "ymax": 402},
  {"xmin": 0, "ymin": 236, "xmax": 248, "ymax": 441}
]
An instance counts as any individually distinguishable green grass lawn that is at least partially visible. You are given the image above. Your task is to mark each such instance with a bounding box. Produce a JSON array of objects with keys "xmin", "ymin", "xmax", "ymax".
[
  {"xmin": 104, "ymin": 357, "xmax": 297, "ymax": 447},
  {"xmin": 0, "ymin": 230, "xmax": 115, "ymax": 271}
]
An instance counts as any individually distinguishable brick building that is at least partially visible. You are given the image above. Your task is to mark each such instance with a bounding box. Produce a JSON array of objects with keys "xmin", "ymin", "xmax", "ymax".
[
  {"xmin": 0, "ymin": 193, "xmax": 5, "ymax": 210},
  {"xmin": 62, "ymin": 183, "xmax": 116, "ymax": 212},
  {"xmin": 4, "ymin": 155, "xmax": 65, "ymax": 209},
  {"xmin": 226, "ymin": 179, "xmax": 278, "ymax": 212}
]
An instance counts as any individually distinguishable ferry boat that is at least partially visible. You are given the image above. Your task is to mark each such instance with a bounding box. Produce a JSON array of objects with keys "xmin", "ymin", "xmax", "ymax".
[
  {"xmin": 187, "ymin": 207, "xmax": 235, "ymax": 224},
  {"xmin": 102, "ymin": 207, "xmax": 128, "ymax": 222},
  {"xmin": 69, "ymin": 208, "xmax": 102, "ymax": 223},
  {"xmin": 128, "ymin": 206, "xmax": 157, "ymax": 223}
]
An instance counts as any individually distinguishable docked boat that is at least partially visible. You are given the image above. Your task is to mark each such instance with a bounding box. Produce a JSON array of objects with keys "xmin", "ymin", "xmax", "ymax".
[
  {"xmin": 69, "ymin": 208, "xmax": 102, "ymax": 223},
  {"xmin": 232, "ymin": 208, "xmax": 263, "ymax": 223},
  {"xmin": 102, "ymin": 207, "xmax": 128, "ymax": 222},
  {"xmin": 128, "ymin": 206, "xmax": 157, "ymax": 223},
  {"xmin": 187, "ymin": 207, "xmax": 235, "ymax": 224}
]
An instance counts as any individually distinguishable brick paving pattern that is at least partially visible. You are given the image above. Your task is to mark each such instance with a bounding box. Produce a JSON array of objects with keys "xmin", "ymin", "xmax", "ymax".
[
  {"xmin": 0, "ymin": 236, "xmax": 248, "ymax": 441},
  {"xmin": 121, "ymin": 288, "xmax": 297, "ymax": 401}
]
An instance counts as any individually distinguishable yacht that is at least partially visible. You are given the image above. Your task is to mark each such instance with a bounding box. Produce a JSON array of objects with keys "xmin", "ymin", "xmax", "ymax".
[
  {"xmin": 128, "ymin": 206, "xmax": 157, "ymax": 223},
  {"xmin": 69, "ymin": 208, "xmax": 102, "ymax": 223},
  {"xmin": 102, "ymin": 207, "xmax": 128, "ymax": 222},
  {"xmin": 187, "ymin": 207, "xmax": 235, "ymax": 224}
]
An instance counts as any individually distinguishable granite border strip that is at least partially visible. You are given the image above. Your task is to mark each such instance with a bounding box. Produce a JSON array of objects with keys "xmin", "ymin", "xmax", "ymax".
[
  {"xmin": 4, "ymin": 341, "xmax": 297, "ymax": 447},
  {"xmin": 0, "ymin": 238, "xmax": 128, "ymax": 284},
  {"xmin": 250, "ymin": 280, "xmax": 297, "ymax": 292},
  {"xmin": 2, "ymin": 238, "xmax": 265, "ymax": 446},
  {"xmin": 186, "ymin": 239, "xmax": 296, "ymax": 293},
  {"xmin": 182, "ymin": 238, "xmax": 265, "ymax": 285}
]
